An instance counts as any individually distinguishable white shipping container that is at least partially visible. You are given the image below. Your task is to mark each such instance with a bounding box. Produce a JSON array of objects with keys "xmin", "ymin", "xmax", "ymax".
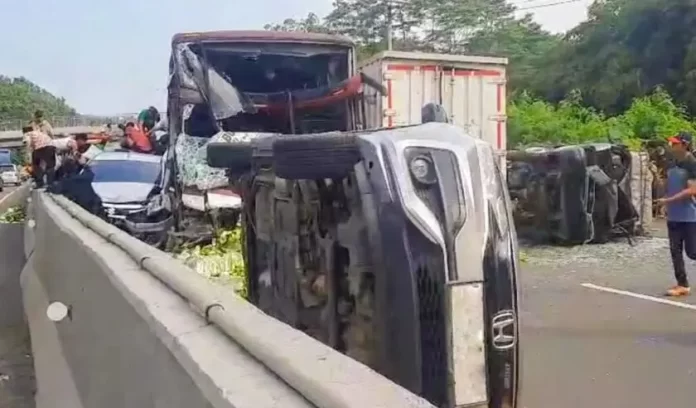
[{"xmin": 359, "ymin": 51, "xmax": 508, "ymax": 152}]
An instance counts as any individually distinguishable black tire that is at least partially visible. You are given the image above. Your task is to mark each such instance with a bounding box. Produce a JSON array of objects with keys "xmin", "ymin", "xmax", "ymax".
[
  {"xmin": 421, "ymin": 103, "xmax": 449, "ymax": 124},
  {"xmin": 206, "ymin": 141, "xmax": 253, "ymax": 173},
  {"xmin": 272, "ymin": 133, "xmax": 361, "ymax": 180}
]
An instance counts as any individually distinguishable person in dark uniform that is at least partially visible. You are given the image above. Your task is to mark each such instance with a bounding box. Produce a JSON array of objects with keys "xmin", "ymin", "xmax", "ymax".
[{"xmin": 656, "ymin": 131, "xmax": 696, "ymax": 296}]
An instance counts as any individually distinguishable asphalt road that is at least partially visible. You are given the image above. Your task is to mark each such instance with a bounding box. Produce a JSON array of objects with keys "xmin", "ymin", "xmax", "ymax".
[
  {"xmin": 0, "ymin": 185, "xmax": 15, "ymax": 200},
  {"xmin": 0, "ymin": 185, "xmax": 35, "ymax": 407},
  {"xmin": 0, "ymin": 326, "xmax": 35, "ymax": 408},
  {"xmin": 520, "ymin": 227, "xmax": 696, "ymax": 408}
]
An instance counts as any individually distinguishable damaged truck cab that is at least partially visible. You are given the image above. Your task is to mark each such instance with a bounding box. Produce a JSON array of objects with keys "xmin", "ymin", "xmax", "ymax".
[
  {"xmin": 171, "ymin": 31, "xmax": 520, "ymax": 408},
  {"xmin": 165, "ymin": 31, "xmax": 372, "ymax": 235}
]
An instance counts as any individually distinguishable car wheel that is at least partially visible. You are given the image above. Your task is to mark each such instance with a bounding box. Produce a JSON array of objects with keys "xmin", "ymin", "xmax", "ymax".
[
  {"xmin": 207, "ymin": 141, "xmax": 253, "ymax": 173},
  {"xmin": 272, "ymin": 133, "xmax": 361, "ymax": 180}
]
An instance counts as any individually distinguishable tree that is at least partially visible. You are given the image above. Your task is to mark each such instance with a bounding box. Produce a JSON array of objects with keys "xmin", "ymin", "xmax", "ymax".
[
  {"xmin": 265, "ymin": 0, "xmax": 544, "ymax": 62},
  {"xmin": 418, "ymin": 0, "xmax": 516, "ymax": 53},
  {"xmin": 467, "ymin": 14, "xmax": 561, "ymax": 92},
  {"xmin": 0, "ymin": 76, "xmax": 76, "ymax": 127},
  {"xmin": 261, "ymin": 0, "xmax": 569, "ymax": 98},
  {"xmin": 263, "ymin": 13, "xmax": 329, "ymax": 33},
  {"xmin": 531, "ymin": 0, "xmax": 696, "ymax": 115}
]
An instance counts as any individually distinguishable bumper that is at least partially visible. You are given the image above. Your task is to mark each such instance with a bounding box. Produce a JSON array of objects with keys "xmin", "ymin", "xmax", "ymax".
[
  {"xmin": 1, "ymin": 175, "xmax": 19, "ymax": 184},
  {"xmin": 123, "ymin": 215, "xmax": 174, "ymax": 234},
  {"xmin": 103, "ymin": 203, "xmax": 174, "ymax": 236},
  {"xmin": 355, "ymin": 123, "xmax": 520, "ymax": 408}
]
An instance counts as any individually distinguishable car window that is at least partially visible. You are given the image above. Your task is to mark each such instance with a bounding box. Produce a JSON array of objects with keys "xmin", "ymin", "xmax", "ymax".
[
  {"xmin": 0, "ymin": 153, "xmax": 12, "ymax": 165},
  {"xmin": 0, "ymin": 165, "xmax": 14, "ymax": 172},
  {"xmin": 89, "ymin": 160, "xmax": 161, "ymax": 184}
]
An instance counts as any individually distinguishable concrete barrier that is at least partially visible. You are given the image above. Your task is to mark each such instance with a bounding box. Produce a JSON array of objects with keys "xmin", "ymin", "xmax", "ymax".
[{"xmin": 23, "ymin": 190, "xmax": 435, "ymax": 408}]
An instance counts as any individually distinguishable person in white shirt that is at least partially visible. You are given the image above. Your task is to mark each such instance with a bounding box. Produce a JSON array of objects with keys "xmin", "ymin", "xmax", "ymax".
[{"xmin": 54, "ymin": 134, "xmax": 90, "ymax": 179}]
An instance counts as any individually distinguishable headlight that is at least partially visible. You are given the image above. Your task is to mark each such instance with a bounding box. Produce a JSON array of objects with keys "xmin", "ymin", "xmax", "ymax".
[
  {"xmin": 409, "ymin": 155, "xmax": 437, "ymax": 185},
  {"xmin": 146, "ymin": 194, "xmax": 170, "ymax": 216}
]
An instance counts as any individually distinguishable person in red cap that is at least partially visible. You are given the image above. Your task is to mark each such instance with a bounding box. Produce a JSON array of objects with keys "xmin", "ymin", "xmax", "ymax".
[{"xmin": 656, "ymin": 131, "xmax": 696, "ymax": 296}]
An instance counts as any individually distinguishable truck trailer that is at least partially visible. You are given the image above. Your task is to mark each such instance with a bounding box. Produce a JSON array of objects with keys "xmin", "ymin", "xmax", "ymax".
[{"xmin": 359, "ymin": 50, "xmax": 508, "ymax": 153}]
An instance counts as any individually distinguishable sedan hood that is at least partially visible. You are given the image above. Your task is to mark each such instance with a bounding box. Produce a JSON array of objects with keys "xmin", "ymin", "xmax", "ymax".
[{"xmin": 92, "ymin": 182, "xmax": 155, "ymax": 204}]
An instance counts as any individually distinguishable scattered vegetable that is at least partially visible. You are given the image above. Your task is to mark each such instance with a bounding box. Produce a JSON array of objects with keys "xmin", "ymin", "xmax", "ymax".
[
  {"xmin": 0, "ymin": 206, "xmax": 26, "ymax": 223},
  {"xmin": 176, "ymin": 228, "xmax": 247, "ymax": 298},
  {"xmin": 519, "ymin": 250, "xmax": 529, "ymax": 264}
]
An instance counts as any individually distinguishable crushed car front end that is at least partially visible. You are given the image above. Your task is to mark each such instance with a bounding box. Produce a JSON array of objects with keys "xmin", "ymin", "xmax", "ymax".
[
  {"xmin": 102, "ymin": 197, "xmax": 174, "ymax": 242},
  {"xmin": 356, "ymin": 123, "xmax": 520, "ymax": 408},
  {"xmin": 89, "ymin": 152, "xmax": 174, "ymax": 247}
]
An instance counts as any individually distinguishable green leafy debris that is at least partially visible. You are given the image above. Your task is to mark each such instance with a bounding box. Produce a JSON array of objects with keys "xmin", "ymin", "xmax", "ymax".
[
  {"xmin": 176, "ymin": 228, "xmax": 247, "ymax": 298},
  {"xmin": 0, "ymin": 206, "xmax": 26, "ymax": 223}
]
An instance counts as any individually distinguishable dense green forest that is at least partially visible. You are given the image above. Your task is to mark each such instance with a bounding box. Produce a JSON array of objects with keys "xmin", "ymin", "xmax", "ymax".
[
  {"xmin": 0, "ymin": 76, "xmax": 122, "ymax": 130},
  {"xmin": 266, "ymin": 0, "xmax": 696, "ymax": 148},
  {"xmin": 0, "ymin": 76, "xmax": 76, "ymax": 126}
]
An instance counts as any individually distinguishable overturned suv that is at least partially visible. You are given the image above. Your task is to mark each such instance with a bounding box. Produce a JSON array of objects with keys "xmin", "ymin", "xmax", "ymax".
[{"xmin": 208, "ymin": 122, "xmax": 521, "ymax": 408}]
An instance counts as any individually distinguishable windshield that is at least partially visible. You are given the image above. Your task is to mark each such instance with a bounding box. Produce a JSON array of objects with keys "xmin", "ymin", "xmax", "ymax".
[
  {"xmin": 0, "ymin": 165, "xmax": 14, "ymax": 172},
  {"xmin": 89, "ymin": 160, "xmax": 161, "ymax": 184},
  {"xmin": 193, "ymin": 45, "xmax": 350, "ymax": 94},
  {"xmin": 0, "ymin": 152, "xmax": 11, "ymax": 165}
]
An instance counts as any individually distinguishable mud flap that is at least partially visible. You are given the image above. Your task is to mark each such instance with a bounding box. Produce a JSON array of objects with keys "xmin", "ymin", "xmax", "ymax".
[{"xmin": 0, "ymin": 223, "xmax": 27, "ymax": 327}]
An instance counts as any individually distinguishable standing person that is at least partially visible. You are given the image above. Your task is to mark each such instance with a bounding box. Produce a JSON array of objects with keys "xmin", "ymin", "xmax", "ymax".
[
  {"xmin": 23, "ymin": 125, "xmax": 56, "ymax": 187},
  {"xmin": 656, "ymin": 131, "xmax": 696, "ymax": 297},
  {"xmin": 30, "ymin": 110, "xmax": 54, "ymax": 138}
]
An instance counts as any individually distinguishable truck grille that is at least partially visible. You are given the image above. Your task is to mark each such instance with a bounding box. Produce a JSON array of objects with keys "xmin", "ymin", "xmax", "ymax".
[{"xmin": 415, "ymin": 262, "xmax": 448, "ymax": 407}]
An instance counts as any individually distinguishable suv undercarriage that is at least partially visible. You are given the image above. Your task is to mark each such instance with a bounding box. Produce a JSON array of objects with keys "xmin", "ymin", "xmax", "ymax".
[{"xmin": 209, "ymin": 123, "xmax": 520, "ymax": 408}]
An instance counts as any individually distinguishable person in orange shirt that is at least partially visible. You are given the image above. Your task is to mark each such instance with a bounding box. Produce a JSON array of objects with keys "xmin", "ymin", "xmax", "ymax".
[{"xmin": 122, "ymin": 122, "xmax": 153, "ymax": 153}]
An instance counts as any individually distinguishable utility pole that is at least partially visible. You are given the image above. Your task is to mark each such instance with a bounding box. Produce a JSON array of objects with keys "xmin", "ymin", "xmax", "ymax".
[{"xmin": 386, "ymin": 0, "xmax": 393, "ymax": 51}]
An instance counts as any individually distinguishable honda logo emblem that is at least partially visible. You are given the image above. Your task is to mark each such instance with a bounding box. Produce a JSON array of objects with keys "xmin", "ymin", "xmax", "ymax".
[{"xmin": 491, "ymin": 310, "xmax": 516, "ymax": 350}]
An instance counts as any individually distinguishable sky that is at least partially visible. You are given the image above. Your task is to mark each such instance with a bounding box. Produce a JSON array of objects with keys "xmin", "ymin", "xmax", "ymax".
[{"xmin": 0, "ymin": 0, "xmax": 594, "ymax": 116}]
